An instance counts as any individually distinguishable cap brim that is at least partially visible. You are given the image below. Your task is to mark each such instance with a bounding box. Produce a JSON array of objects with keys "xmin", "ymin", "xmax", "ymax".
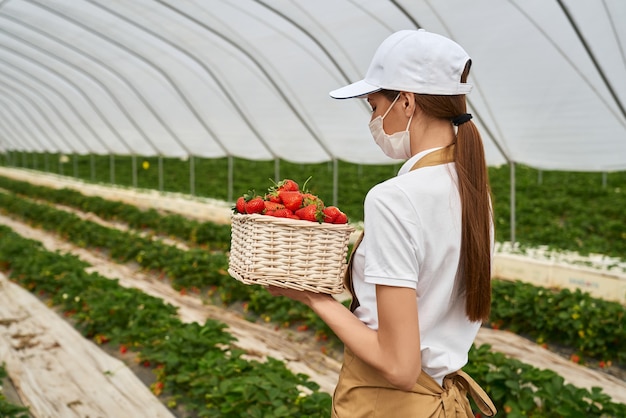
[{"xmin": 329, "ymin": 79, "xmax": 381, "ymax": 99}]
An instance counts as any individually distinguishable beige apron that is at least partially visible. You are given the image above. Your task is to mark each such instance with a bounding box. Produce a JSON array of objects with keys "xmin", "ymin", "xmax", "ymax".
[
  {"xmin": 332, "ymin": 348, "xmax": 497, "ymax": 417},
  {"xmin": 335, "ymin": 145, "xmax": 497, "ymax": 417}
]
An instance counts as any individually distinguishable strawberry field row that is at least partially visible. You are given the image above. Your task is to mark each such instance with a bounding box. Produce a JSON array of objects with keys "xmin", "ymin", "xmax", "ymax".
[
  {"xmin": 0, "ymin": 226, "xmax": 331, "ymax": 417},
  {"xmin": 3, "ymin": 152, "xmax": 626, "ymax": 259},
  {"xmin": 0, "ymin": 175, "xmax": 232, "ymax": 251},
  {"xmin": 1, "ymin": 175, "xmax": 623, "ymax": 364},
  {"xmin": 0, "ymin": 182, "xmax": 625, "ymax": 415}
]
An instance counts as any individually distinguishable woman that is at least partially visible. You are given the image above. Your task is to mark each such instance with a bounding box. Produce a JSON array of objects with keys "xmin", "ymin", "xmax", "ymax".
[{"xmin": 268, "ymin": 29, "xmax": 496, "ymax": 417}]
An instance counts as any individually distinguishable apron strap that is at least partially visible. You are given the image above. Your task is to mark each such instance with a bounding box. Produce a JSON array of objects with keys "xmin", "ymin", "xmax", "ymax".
[
  {"xmin": 344, "ymin": 144, "xmax": 455, "ymax": 311},
  {"xmin": 445, "ymin": 370, "xmax": 497, "ymax": 416}
]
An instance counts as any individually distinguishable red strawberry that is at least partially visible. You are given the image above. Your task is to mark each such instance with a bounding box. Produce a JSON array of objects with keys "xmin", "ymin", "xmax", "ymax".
[
  {"xmin": 278, "ymin": 179, "xmax": 299, "ymax": 192},
  {"xmin": 272, "ymin": 208, "xmax": 293, "ymax": 218},
  {"xmin": 279, "ymin": 190, "xmax": 304, "ymax": 211},
  {"xmin": 302, "ymin": 192, "xmax": 323, "ymax": 206},
  {"xmin": 265, "ymin": 190, "xmax": 281, "ymax": 203},
  {"xmin": 264, "ymin": 201, "xmax": 285, "ymax": 212},
  {"xmin": 245, "ymin": 197, "xmax": 265, "ymax": 214},
  {"xmin": 333, "ymin": 212, "xmax": 348, "ymax": 224},
  {"xmin": 295, "ymin": 204, "xmax": 324, "ymax": 223},
  {"xmin": 235, "ymin": 196, "xmax": 246, "ymax": 214},
  {"xmin": 322, "ymin": 206, "xmax": 341, "ymax": 223}
]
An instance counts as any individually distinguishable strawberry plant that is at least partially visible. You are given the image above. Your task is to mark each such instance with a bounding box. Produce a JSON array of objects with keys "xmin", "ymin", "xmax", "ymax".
[
  {"xmin": 2, "ymin": 176, "xmax": 626, "ymax": 415},
  {"xmin": 0, "ymin": 176, "xmax": 230, "ymax": 250},
  {"xmin": 466, "ymin": 344, "xmax": 626, "ymax": 417},
  {"xmin": 1, "ymin": 181, "xmax": 623, "ymax": 366},
  {"xmin": 490, "ymin": 280, "xmax": 625, "ymax": 365},
  {"xmin": 0, "ymin": 226, "xmax": 332, "ymax": 417},
  {"xmin": 2, "ymin": 220, "xmax": 625, "ymax": 416},
  {"xmin": 5, "ymin": 153, "xmax": 626, "ymax": 259}
]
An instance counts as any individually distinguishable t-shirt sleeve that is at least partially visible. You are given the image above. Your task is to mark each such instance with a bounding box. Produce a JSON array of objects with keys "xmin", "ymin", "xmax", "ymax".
[{"xmin": 362, "ymin": 182, "xmax": 423, "ymax": 289}]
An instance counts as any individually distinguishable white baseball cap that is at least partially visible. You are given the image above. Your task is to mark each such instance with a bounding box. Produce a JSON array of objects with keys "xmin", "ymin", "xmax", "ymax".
[{"xmin": 329, "ymin": 29, "xmax": 472, "ymax": 99}]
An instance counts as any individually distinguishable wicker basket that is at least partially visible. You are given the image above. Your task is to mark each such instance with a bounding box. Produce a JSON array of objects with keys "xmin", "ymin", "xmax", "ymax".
[{"xmin": 228, "ymin": 213, "xmax": 355, "ymax": 294}]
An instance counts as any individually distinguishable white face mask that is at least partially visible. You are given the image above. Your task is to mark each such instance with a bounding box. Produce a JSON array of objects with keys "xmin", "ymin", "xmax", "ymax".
[{"xmin": 369, "ymin": 94, "xmax": 413, "ymax": 160}]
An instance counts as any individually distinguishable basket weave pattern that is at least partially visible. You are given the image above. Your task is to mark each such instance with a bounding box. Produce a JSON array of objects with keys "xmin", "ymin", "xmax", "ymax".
[{"xmin": 228, "ymin": 213, "xmax": 355, "ymax": 294}]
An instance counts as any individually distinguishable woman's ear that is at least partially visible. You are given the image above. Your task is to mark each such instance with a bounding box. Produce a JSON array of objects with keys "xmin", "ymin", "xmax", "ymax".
[{"xmin": 400, "ymin": 91, "xmax": 417, "ymax": 117}]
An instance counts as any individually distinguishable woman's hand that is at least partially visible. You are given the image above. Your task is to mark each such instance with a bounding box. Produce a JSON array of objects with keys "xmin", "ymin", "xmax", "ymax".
[{"xmin": 266, "ymin": 285, "xmax": 333, "ymax": 307}]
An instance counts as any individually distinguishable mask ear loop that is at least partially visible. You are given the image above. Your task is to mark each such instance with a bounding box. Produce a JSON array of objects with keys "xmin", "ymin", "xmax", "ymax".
[
  {"xmin": 405, "ymin": 113, "xmax": 414, "ymax": 131},
  {"xmin": 381, "ymin": 93, "xmax": 401, "ymax": 119}
]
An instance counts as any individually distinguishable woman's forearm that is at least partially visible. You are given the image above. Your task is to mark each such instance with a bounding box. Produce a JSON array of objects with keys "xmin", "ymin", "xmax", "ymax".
[{"xmin": 308, "ymin": 289, "xmax": 421, "ymax": 390}]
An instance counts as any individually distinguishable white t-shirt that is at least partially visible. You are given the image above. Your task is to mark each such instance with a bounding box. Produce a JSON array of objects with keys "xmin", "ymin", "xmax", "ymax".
[{"xmin": 351, "ymin": 147, "xmax": 489, "ymax": 385}]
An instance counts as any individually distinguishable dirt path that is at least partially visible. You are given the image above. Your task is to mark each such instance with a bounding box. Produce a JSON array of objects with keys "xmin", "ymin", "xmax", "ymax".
[{"xmin": 0, "ymin": 272, "xmax": 175, "ymax": 418}]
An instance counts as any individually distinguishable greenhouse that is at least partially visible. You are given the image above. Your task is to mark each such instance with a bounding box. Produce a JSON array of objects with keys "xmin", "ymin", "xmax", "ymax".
[{"xmin": 0, "ymin": 1, "xmax": 625, "ymax": 417}]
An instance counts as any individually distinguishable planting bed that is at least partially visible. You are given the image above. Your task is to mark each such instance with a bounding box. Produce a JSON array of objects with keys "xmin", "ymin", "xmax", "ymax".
[
  {"xmin": 0, "ymin": 271, "xmax": 174, "ymax": 417},
  {"xmin": 0, "ymin": 166, "xmax": 625, "ymax": 416}
]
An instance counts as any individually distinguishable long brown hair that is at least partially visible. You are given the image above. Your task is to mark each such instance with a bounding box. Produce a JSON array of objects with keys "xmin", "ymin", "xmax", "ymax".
[{"xmin": 382, "ymin": 61, "xmax": 493, "ymax": 322}]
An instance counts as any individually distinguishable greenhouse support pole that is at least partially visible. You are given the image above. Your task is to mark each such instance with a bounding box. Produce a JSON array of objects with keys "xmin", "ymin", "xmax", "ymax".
[
  {"xmin": 73, "ymin": 153, "xmax": 78, "ymax": 178},
  {"xmin": 332, "ymin": 158, "xmax": 338, "ymax": 207},
  {"xmin": 228, "ymin": 156, "xmax": 233, "ymax": 202},
  {"xmin": 44, "ymin": 152, "xmax": 49, "ymax": 172},
  {"xmin": 190, "ymin": 155, "xmax": 195, "ymax": 196},
  {"xmin": 132, "ymin": 155, "xmax": 137, "ymax": 188},
  {"xmin": 110, "ymin": 154, "xmax": 115, "ymax": 184},
  {"xmin": 33, "ymin": 152, "xmax": 37, "ymax": 170},
  {"xmin": 90, "ymin": 154, "xmax": 95, "ymax": 182},
  {"xmin": 602, "ymin": 172, "xmax": 607, "ymax": 188},
  {"xmin": 22, "ymin": 151, "xmax": 26, "ymax": 168},
  {"xmin": 158, "ymin": 155, "xmax": 163, "ymax": 191},
  {"xmin": 59, "ymin": 154, "xmax": 64, "ymax": 176},
  {"xmin": 510, "ymin": 162, "xmax": 516, "ymax": 246},
  {"xmin": 274, "ymin": 158, "xmax": 280, "ymax": 184}
]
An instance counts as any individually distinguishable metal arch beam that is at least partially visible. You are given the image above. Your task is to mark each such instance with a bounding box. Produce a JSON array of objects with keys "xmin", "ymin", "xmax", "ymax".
[
  {"xmin": 509, "ymin": 1, "xmax": 626, "ymax": 130},
  {"xmin": 602, "ymin": 0, "xmax": 626, "ymax": 74},
  {"xmin": 556, "ymin": 0, "xmax": 626, "ymax": 123},
  {"xmin": 0, "ymin": 57, "xmax": 116, "ymax": 155},
  {"xmin": 0, "ymin": 13, "xmax": 171, "ymax": 156},
  {"xmin": 0, "ymin": 24, "xmax": 150, "ymax": 156},
  {"xmin": 0, "ymin": 64, "xmax": 97, "ymax": 152},
  {"xmin": 250, "ymin": 0, "xmax": 372, "ymax": 117},
  {"xmin": 156, "ymin": 0, "xmax": 335, "ymax": 160},
  {"xmin": 0, "ymin": 80, "xmax": 78, "ymax": 154},
  {"xmin": 252, "ymin": 0, "xmax": 353, "ymax": 85},
  {"xmin": 0, "ymin": 86, "xmax": 64, "ymax": 152},
  {"xmin": 0, "ymin": 104, "xmax": 32, "ymax": 150},
  {"xmin": 4, "ymin": 5, "xmax": 194, "ymax": 159},
  {"xmin": 0, "ymin": 95, "xmax": 49, "ymax": 152},
  {"xmin": 0, "ymin": 107, "xmax": 26, "ymax": 151},
  {"xmin": 87, "ymin": 0, "xmax": 276, "ymax": 159},
  {"xmin": 0, "ymin": 35, "xmax": 135, "ymax": 156},
  {"xmin": 26, "ymin": 0, "xmax": 219, "ymax": 157},
  {"xmin": 390, "ymin": 0, "xmax": 512, "ymax": 164}
]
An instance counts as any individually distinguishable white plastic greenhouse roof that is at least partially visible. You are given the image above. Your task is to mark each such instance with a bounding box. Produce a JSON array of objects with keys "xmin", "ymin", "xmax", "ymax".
[{"xmin": 0, "ymin": 0, "xmax": 624, "ymax": 171}]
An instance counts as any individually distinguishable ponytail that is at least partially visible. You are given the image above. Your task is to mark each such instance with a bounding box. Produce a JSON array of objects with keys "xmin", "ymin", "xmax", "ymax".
[{"xmin": 454, "ymin": 114, "xmax": 493, "ymax": 322}]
